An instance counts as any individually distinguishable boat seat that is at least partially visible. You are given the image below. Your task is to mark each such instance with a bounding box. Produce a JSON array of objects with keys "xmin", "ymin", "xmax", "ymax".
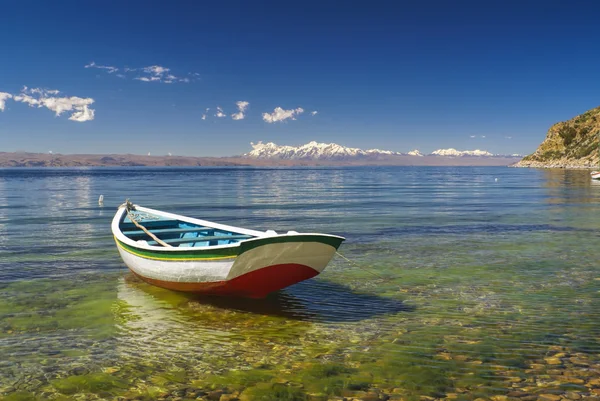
[
  {"xmin": 147, "ymin": 234, "xmax": 253, "ymax": 246},
  {"xmin": 123, "ymin": 226, "xmax": 213, "ymax": 236}
]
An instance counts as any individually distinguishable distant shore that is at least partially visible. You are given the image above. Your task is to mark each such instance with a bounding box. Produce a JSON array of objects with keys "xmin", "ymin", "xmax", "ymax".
[{"xmin": 0, "ymin": 152, "xmax": 522, "ymax": 168}]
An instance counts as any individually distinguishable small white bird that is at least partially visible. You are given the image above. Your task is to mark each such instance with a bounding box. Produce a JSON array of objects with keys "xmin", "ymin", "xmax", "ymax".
[{"xmin": 495, "ymin": 178, "xmax": 498, "ymax": 182}]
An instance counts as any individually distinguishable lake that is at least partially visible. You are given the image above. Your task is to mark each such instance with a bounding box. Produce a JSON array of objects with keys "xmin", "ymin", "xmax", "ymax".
[{"xmin": 0, "ymin": 166, "xmax": 599, "ymax": 401}]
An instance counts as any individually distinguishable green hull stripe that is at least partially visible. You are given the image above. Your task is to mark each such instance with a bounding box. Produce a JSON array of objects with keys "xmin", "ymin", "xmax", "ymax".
[
  {"xmin": 116, "ymin": 238, "xmax": 239, "ymax": 260},
  {"xmin": 239, "ymin": 235, "xmax": 344, "ymax": 254}
]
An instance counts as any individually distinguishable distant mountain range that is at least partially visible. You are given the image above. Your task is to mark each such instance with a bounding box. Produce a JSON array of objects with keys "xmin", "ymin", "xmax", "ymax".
[
  {"xmin": 0, "ymin": 141, "xmax": 522, "ymax": 168},
  {"xmin": 245, "ymin": 141, "xmax": 521, "ymax": 160}
]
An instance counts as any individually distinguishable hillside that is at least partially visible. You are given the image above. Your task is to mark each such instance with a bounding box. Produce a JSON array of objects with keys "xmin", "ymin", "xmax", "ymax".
[{"xmin": 515, "ymin": 106, "xmax": 600, "ymax": 168}]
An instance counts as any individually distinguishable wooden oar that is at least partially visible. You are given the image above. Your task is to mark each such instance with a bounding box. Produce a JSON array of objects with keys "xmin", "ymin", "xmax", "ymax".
[{"xmin": 123, "ymin": 202, "xmax": 172, "ymax": 248}]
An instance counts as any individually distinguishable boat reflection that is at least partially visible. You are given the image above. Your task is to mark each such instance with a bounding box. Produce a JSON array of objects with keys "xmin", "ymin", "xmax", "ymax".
[{"xmin": 121, "ymin": 273, "xmax": 413, "ymax": 324}]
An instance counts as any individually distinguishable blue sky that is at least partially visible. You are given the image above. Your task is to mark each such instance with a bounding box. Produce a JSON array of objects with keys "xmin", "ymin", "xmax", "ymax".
[{"xmin": 1, "ymin": 1, "xmax": 600, "ymax": 156}]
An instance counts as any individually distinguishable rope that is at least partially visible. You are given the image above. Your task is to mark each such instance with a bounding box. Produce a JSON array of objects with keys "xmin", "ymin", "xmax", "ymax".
[
  {"xmin": 121, "ymin": 200, "xmax": 172, "ymax": 248},
  {"xmin": 335, "ymin": 251, "xmax": 396, "ymax": 283}
]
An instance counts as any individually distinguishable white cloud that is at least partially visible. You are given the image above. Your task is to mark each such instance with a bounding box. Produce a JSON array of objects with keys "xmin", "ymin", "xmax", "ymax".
[
  {"xmin": 469, "ymin": 135, "xmax": 476, "ymax": 138},
  {"xmin": 86, "ymin": 62, "xmax": 197, "ymax": 84},
  {"xmin": 69, "ymin": 105, "xmax": 95, "ymax": 122},
  {"xmin": 85, "ymin": 61, "xmax": 119, "ymax": 74},
  {"xmin": 144, "ymin": 65, "xmax": 170, "ymax": 75},
  {"xmin": 481, "ymin": 135, "xmax": 486, "ymax": 138},
  {"xmin": 311, "ymin": 110, "xmax": 318, "ymax": 116},
  {"xmin": 13, "ymin": 87, "xmax": 95, "ymax": 122},
  {"xmin": 135, "ymin": 76, "xmax": 161, "ymax": 82},
  {"xmin": 215, "ymin": 106, "xmax": 226, "ymax": 118},
  {"xmin": 262, "ymin": 107, "xmax": 304, "ymax": 123},
  {"xmin": 201, "ymin": 114, "xmax": 206, "ymax": 120},
  {"xmin": 231, "ymin": 100, "xmax": 249, "ymax": 120},
  {"xmin": 0, "ymin": 92, "xmax": 13, "ymax": 111}
]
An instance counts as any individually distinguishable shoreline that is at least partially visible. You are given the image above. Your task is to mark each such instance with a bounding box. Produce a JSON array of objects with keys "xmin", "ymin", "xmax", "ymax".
[{"xmin": 513, "ymin": 160, "xmax": 597, "ymax": 169}]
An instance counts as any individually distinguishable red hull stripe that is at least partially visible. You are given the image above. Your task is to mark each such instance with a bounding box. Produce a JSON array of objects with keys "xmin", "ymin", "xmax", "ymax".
[{"xmin": 132, "ymin": 263, "xmax": 319, "ymax": 298}]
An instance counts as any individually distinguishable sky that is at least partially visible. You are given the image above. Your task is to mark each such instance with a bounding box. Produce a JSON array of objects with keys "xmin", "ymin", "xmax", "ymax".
[{"xmin": 2, "ymin": 0, "xmax": 600, "ymax": 156}]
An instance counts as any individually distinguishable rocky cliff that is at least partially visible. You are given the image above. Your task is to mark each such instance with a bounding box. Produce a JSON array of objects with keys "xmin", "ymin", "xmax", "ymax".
[{"xmin": 515, "ymin": 106, "xmax": 600, "ymax": 168}]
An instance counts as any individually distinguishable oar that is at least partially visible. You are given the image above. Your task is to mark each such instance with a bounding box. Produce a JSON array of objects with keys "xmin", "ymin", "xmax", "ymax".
[{"xmin": 122, "ymin": 201, "xmax": 172, "ymax": 248}]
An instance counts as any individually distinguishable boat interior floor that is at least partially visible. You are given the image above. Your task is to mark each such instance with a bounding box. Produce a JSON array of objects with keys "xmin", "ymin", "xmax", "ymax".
[{"xmin": 121, "ymin": 218, "xmax": 254, "ymax": 248}]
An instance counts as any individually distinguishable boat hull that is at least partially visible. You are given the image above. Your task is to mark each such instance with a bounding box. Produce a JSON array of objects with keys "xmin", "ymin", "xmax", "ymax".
[
  {"xmin": 130, "ymin": 263, "xmax": 318, "ymax": 298},
  {"xmin": 115, "ymin": 234, "xmax": 342, "ymax": 298}
]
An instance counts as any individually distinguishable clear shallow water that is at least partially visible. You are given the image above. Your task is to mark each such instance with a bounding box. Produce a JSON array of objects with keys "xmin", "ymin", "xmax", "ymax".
[{"xmin": 0, "ymin": 166, "xmax": 599, "ymax": 401}]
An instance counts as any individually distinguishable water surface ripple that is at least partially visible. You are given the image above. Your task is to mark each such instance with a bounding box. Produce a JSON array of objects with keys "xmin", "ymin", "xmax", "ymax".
[{"xmin": 0, "ymin": 167, "xmax": 599, "ymax": 400}]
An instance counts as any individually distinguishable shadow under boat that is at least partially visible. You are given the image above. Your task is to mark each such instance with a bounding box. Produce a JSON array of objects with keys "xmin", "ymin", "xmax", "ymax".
[{"xmin": 123, "ymin": 273, "xmax": 414, "ymax": 323}]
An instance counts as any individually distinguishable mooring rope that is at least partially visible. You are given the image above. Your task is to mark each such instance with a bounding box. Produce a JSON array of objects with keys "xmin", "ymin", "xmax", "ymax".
[
  {"xmin": 121, "ymin": 200, "xmax": 172, "ymax": 248},
  {"xmin": 335, "ymin": 251, "xmax": 396, "ymax": 283}
]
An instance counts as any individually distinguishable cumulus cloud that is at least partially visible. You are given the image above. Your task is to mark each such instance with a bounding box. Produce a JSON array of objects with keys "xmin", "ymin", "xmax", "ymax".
[
  {"xmin": 85, "ymin": 61, "xmax": 119, "ymax": 74},
  {"xmin": 262, "ymin": 107, "xmax": 304, "ymax": 123},
  {"xmin": 0, "ymin": 92, "xmax": 12, "ymax": 111},
  {"xmin": 13, "ymin": 87, "xmax": 95, "ymax": 122},
  {"xmin": 201, "ymin": 114, "xmax": 207, "ymax": 120},
  {"xmin": 143, "ymin": 65, "xmax": 170, "ymax": 76},
  {"xmin": 85, "ymin": 62, "xmax": 197, "ymax": 83},
  {"xmin": 469, "ymin": 135, "xmax": 476, "ymax": 138},
  {"xmin": 215, "ymin": 106, "xmax": 226, "ymax": 118},
  {"xmin": 135, "ymin": 76, "xmax": 161, "ymax": 82},
  {"xmin": 311, "ymin": 111, "xmax": 318, "ymax": 116},
  {"xmin": 231, "ymin": 101, "xmax": 249, "ymax": 120}
]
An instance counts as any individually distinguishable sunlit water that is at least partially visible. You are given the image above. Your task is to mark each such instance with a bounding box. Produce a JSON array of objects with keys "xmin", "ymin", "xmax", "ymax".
[{"xmin": 0, "ymin": 167, "xmax": 599, "ymax": 401}]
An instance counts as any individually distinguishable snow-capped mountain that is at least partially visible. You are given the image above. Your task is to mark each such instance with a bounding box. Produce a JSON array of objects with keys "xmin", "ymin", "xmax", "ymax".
[
  {"xmin": 245, "ymin": 141, "xmax": 403, "ymax": 159},
  {"xmin": 430, "ymin": 148, "xmax": 495, "ymax": 157},
  {"xmin": 245, "ymin": 141, "xmax": 518, "ymax": 160}
]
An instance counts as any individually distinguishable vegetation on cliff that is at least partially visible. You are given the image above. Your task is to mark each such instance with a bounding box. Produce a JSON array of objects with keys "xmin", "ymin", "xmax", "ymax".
[{"xmin": 517, "ymin": 106, "xmax": 600, "ymax": 167}]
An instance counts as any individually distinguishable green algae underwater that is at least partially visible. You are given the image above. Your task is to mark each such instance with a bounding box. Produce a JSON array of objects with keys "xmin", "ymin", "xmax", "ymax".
[{"xmin": 0, "ymin": 166, "xmax": 599, "ymax": 401}]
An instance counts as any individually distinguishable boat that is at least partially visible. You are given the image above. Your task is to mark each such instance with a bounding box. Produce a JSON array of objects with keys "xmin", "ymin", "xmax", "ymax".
[{"xmin": 111, "ymin": 202, "xmax": 345, "ymax": 298}]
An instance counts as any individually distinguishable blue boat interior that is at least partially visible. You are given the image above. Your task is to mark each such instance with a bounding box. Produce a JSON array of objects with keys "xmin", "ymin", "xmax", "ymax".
[{"xmin": 120, "ymin": 210, "xmax": 254, "ymax": 247}]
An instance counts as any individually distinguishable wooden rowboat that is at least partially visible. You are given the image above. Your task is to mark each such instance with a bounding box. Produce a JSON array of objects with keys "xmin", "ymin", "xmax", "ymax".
[
  {"xmin": 111, "ymin": 203, "xmax": 345, "ymax": 298},
  {"xmin": 591, "ymin": 171, "xmax": 600, "ymax": 180}
]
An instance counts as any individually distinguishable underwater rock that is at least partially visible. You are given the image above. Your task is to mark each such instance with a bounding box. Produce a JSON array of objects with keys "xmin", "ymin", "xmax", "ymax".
[
  {"xmin": 537, "ymin": 394, "xmax": 561, "ymax": 401},
  {"xmin": 570, "ymin": 358, "xmax": 590, "ymax": 367},
  {"xmin": 70, "ymin": 366, "xmax": 90, "ymax": 376},
  {"xmin": 206, "ymin": 389, "xmax": 224, "ymax": 400},
  {"xmin": 219, "ymin": 394, "xmax": 240, "ymax": 401},
  {"xmin": 506, "ymin": 391, "xmax": 529, "ymax": 397}
]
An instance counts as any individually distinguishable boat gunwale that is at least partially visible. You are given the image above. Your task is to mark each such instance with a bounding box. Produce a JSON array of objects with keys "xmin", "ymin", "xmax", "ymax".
[{"xmin": 111, "ymin": 205, "xmax": 346, "ymax": 253}]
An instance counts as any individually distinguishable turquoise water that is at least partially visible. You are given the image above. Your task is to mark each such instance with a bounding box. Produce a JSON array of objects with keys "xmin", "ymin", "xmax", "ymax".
[{"xmin": 0, "ymin": 167, "xmax": 599, "ymax": 401}]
